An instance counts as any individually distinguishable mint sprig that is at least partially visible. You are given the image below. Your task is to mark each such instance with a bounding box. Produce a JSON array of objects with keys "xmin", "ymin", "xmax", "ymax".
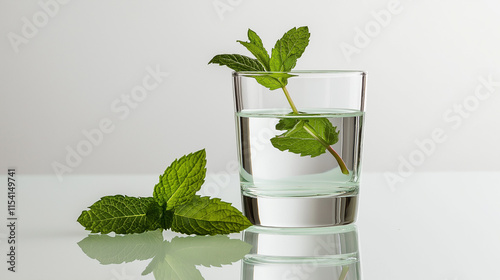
[
  {"xmin": 209, "ymin": 26, "xmax": 349, "ymax": 174},
  {"xmin": 77, "ymin": 149, "xmax": 252, "ymax": 235}
]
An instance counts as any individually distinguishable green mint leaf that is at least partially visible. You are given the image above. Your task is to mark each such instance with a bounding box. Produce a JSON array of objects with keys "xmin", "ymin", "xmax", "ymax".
[
  {"xmin": 77, "ymin": 195, "xmax": 164, "ymax": 234},
  {"xmin": 269, "ymin": 26, "xmax": 310, "ymax": 72},
  {"xmin": 237, "ymin": 29, "xmax": 271, "ymax": 71},
  {"xmin": 171, "ymin": 195, "xmax": 252, "ymax": 235},
  {"xmin": 251, "ymin": 72, "xmax": 297, "ymax": 90},
  {"xmin": 254, "ymin": 75, "xmax": 284, "ymax": 90},
  {"xmin": 153, "ymin": 149, "xmax": 207, "ymax": 210},
  {"xmin": 208, "ymin": 54, "xmax": 266, "ymax": 72},
  {"xmin": 77, "ymin": 230, "xmax": 164, "ymax": 265},
  {"xmin": 271, "ymin": 117, "xmax": 339, "ymax": 157}
]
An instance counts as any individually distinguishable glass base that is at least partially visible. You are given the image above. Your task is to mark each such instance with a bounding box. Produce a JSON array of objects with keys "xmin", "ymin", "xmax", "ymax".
[{"xmin": 242, "ymin": 194, "xmax": 358, "ymax": 227}]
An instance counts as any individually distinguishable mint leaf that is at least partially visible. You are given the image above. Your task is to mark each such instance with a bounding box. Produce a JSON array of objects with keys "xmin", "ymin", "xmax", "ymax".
[
  {"xmin": 77, "ymin": 230, "xmax": 164, "ymax": 265},
  {"xmin": 208, "ymin": 54, "xmax": 265, "ymax": 72},
  {"xmin": 237, "ymin": 29, "xmax": 270, "ymax": 71},
  {"xmin": 269, "ymin": 26, "xmax": 310, "ymax": 72},
  {"xmin": 77, "ymin": 195, "xmax": 165, "ymax": 234},
  {"xmin": 251, "ymin": 72, "xmax": 297, "ymax": 90},
  {"xmin": 171, "ymin": 195, "xmax": 252, "ymax": 235},
  {"xmin": 153, "ymin": 149, "xmax": 207, "ymax": 210},
  {"xmin": 209, "ymin": 27, "xmax": 308, "ymax": 91},
  {"xmin": 271, "ymin": 118, "xmax": 339, "ymax": 157}
]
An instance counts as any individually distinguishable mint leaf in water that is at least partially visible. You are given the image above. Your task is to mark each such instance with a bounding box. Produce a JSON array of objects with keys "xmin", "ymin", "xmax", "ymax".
[
  {"xmin": 271, "ymin": 118, "xmax": 339, "ymax": 157},
  {"xmin": 172, "ymin": 195, "xmax": 252, "ymax": 236},
  {"xmin": 153, "ymin": 149, "xmax": 206, "ymax": 210},
  {"xmin": 77, "ymin": 196, "xmax": 165, "ymax": 234}
]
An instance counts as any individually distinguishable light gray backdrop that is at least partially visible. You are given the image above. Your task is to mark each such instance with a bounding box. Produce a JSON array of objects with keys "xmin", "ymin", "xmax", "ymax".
[{"xmin": 1, "ymin": 0, "xmax": 499, "ymax": 183}]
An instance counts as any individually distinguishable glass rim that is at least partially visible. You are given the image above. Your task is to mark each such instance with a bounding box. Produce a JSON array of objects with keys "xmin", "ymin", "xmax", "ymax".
[{"xmin": 232, "ymin": 70, "xmax": 366, "ymax": 77}]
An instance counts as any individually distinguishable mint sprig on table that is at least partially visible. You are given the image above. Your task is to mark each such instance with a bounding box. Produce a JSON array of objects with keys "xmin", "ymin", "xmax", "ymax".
[
  {"xmin": 77, "ymin": 149, "xmax": 252, "ymax": 235},
  {"xmin": 209, "ymin": 26, "xmax": 349, "ymax": 174}
]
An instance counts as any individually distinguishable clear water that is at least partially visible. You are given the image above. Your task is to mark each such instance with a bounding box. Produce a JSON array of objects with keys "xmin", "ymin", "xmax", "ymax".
[
  {"xmin": 236, "ymin": 108, "xmax": 364, "ymax": 198},
  {"xmin": 236, "ymin": 108, "xmax": 364, "ymax": 227}
]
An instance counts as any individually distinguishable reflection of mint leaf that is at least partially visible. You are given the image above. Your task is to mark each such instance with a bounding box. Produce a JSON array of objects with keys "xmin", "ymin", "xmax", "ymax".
[
  {"xmin": 269, "ymin": 26, "xmax": 310, "ymax": 72},
  {"xmin": 77, "ymin": 230, "xmax": 163, "ymax": 264},
  {"xmin": 78, "ymin": 231, "xmax": 251, "ymax": 280},
  {"xmin": 77, "ymin": 196, "xmax": 164, "ymax": 234},
  {"xmin": 271, "ymin": 118, "xmax": 339, "ymax": 157},
  {"xmin": 148, "ymin": 255, "xmax": 205, "ymax": 280},
  {"xmin": 167, "ymin": 235, "xmax": 253, "ymax": 267},
  {"xmin": 153, "ymin": 149, "xmax": 207, "ymax": 210},
  {"xmin": 208, "ymin": 54, "xmax": 265, "ymax": 71},
  {"xmin": 141, "ymin": 235, "xmax": 251, "ymax": 278},
  {"xmin": 237, "ymin": 29, "xmax": 270, "ymax": 71},
  {"xmin": 172, "ymin": 195, "xmax": 252, "ymax": 236}
]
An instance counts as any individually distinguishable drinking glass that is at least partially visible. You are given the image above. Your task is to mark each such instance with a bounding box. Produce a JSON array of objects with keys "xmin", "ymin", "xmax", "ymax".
[{"xmin": 233, "ymin": 71, "xmax": 366, "ymax": 227}]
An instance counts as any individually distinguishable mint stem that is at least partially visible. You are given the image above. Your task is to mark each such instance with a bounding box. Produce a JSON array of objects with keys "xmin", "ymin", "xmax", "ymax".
[
  {"xmin": 282, "ymin": 86, "xmax": 299, "ymax": 114},
  {"xmin": 281, "ymin": 86, "xmax": 349, "ymax": 175},
  {"xmin": 339, "ymin": 265, "xmax": 349, "ymax": 280}
]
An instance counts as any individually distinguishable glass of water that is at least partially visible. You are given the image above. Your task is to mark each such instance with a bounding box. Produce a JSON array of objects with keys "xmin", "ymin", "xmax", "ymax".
[{"xmin": 233, "ymin": 71, "xmax": 366, "ymax": 227}]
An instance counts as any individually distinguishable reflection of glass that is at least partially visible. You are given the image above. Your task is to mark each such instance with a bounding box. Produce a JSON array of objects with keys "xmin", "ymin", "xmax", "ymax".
[
  {"xmin": 241, "ymin": 225, "xmax": 361, "ymax": 280},
  {"xmin": 78, "ymin": 230, "xmax": 252, "ymax": 280}
]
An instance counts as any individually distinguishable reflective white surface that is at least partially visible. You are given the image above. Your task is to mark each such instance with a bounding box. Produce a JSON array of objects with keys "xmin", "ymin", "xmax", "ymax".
[{"xmin": 0, "ymin": 172, "xmax": 499, "ymax": 279}]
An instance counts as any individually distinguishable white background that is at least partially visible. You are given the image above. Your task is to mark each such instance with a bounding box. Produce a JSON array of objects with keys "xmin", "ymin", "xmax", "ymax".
[{"xmin": 1, "ymin": 0, "xmax": 500, "ymax": 181}]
